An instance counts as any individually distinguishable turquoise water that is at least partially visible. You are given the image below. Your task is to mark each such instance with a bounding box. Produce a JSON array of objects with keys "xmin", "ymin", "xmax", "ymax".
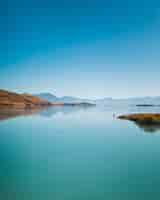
[{"xmin": 0, "ymin": 106, "xmax": 160, "ymax": 200}]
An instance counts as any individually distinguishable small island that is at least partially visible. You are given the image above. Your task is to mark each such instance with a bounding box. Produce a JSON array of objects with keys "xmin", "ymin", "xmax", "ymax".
[{"xmin": 136, "ymin": 104, "xmax": 155, "ymax": 107}]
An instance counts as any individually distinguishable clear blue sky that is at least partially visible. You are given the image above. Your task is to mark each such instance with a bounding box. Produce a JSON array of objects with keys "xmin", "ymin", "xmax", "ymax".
[{"xmin": 1, "ymin": 0, "xmax": 160, "ymax": 98}]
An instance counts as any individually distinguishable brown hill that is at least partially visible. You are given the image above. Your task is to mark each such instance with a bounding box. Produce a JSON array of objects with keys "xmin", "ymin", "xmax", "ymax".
[{"xmin": 0, "ymin": 89, "xmax": 52, "ymax": 109}]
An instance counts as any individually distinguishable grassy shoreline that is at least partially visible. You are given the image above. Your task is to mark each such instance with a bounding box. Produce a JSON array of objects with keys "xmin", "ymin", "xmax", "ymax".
[{"xmin": 118, "ymin": 113, "xmax": 160, "ymax": 124}]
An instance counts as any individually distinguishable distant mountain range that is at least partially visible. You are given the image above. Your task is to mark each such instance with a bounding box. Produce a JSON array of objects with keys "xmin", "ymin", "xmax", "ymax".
[
  {"xmin": 34, "ymin": 93, "xmax": 160, "ymax": 106},
  {"xmin": 34, "ymin": 93, "xmax": 93, "ymax": 104},
  {"xmin": 0, "ymin": 89, "xmax": 160, "ymax": 110},
  {"xmin": 34, "ymin": 93, "xmax": 58, "ymax": 102}
]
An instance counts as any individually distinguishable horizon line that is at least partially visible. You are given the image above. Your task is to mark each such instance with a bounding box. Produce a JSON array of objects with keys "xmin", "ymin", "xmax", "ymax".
[{"xmin": 1, "ymin": 88, "xmax": 160, "ymax": 100}]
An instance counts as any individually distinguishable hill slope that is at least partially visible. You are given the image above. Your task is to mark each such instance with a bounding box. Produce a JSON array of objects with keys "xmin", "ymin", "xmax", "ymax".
[{"xmin": 0, "ymin": 90, "xmax": 52, "ymax": 109}]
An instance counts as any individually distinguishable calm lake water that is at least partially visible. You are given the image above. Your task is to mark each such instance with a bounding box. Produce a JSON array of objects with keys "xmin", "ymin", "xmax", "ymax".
[{"xmin": 0, "ymin": 106, "xmax": 160, "ymax": 200}]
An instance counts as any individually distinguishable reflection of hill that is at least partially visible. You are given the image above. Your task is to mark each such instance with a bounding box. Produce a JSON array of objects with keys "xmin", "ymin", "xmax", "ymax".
[
  {"xmin": 0, "ymin": 106, "xmax": 93, "ymax": 121},
  {"xmin": 0, "ymin": 108, "xmax": 46, "ymax": 121},
  {"xmin": 38, "ymin": 106, "xmax": 92, "ymax": 118}
]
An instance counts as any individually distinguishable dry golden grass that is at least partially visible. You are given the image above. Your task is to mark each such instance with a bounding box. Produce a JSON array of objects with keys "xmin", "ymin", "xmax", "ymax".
[
  {"xmin": 118, "ymin": 113, "xmax": 160, "ymax": 124},
  {"xmin": 0, "ymin": 89, "xmax": 52, "ymax": 109}
]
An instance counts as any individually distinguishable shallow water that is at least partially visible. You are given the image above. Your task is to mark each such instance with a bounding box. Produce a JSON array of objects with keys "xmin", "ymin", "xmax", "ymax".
[{"xmin": 0, "ymin": 106, "xmax": 160, "ymax": 200}]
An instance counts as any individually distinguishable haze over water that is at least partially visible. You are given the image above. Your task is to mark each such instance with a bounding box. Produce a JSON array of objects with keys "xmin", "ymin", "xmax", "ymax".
[{"xmin": 0, "ymin": 105, "xmax": 160, "ymax": 200}]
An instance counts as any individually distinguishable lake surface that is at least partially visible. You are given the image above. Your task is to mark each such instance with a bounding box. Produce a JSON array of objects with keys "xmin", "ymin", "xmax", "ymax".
[{"xmin": 0, "ymin": 106, "xmax": 160, "ymax": 200}]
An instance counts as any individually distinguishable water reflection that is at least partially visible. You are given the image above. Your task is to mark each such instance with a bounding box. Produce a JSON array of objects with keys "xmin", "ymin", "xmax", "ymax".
[
  {"xmin": 1, "ymin": 106, "xmax": 160, "ymax": 134},
  {"xmin": 0, "ymin": 108, "xmax": 46, "ymax": 121},
  {"xmin": 39, "ymin": 106, "xmax": 93, "ymax": 117},
  {"xmin": 133, "ymin": 121, "xmax": 160, "ymax": 133},
  {"xmin": 0, "ymin": 106, "xmax": 93, "ymax": 121}
]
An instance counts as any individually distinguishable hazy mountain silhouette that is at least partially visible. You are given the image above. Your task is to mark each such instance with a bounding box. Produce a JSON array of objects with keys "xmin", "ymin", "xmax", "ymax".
[{"xmin": 35, "ymin": 93, "xmax": 160, "ymax": 106}]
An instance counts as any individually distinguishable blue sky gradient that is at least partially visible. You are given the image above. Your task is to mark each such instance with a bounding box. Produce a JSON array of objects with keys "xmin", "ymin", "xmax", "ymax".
[{"xmin": 1, "ymin": 0, "xmax": 160, "ymax": 98}]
